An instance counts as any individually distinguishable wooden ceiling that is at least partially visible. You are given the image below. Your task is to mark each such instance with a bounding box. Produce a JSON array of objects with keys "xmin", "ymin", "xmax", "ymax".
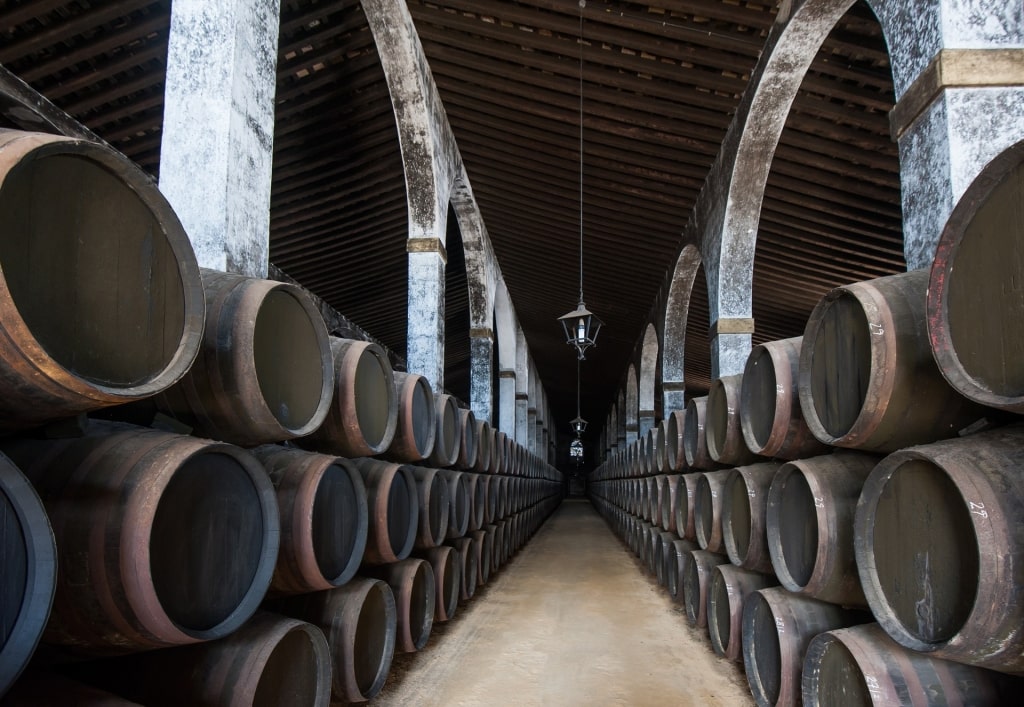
[{"xmin": 0, "ymin": 0, "xmax": 904, "ymax": 461}]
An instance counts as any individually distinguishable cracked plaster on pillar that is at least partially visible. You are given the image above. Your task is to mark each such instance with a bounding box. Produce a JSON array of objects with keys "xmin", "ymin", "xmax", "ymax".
[
  {"xmin": 901, "ymin": 87, "xmax": 1024, "ymax": 269},
  {"xmin": 498, "ymin": 370, "xmax": 516, "ymax": 436},
  {"xmin": 712, "ymin": 333, "xmax": 752, "ymax": 380},
  {"xmin": 470, "ymin": 333, "xmax": 494, "ymax": 425},
  {"xmin": 406, "ymin": 251, "xmax": 445, "ymax": 389},
  {"xmin": 160, "ymin": 0, "xmax": 279, "ymax": 278}
]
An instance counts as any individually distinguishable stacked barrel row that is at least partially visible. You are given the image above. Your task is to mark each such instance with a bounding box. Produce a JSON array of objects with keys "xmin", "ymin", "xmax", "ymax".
[
  {"xmin": 590, "ymin": 150, "xmax": 1024, "ymax": 706},
  {"xmin": 0, "ymin": 130, "xmax": 562, "ymax": 704}
]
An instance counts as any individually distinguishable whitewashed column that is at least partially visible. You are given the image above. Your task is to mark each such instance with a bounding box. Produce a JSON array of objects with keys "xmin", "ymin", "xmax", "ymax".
[{"xmin": 160, "ymin": 0, "xmax": 280, "ymax": 277}]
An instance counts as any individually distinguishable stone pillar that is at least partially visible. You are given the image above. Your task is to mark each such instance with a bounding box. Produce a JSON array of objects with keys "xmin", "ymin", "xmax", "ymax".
[
  {"xmin": 514, "ymin": 328, "xmax": 529, "ymax": 445},
  {"xmin": 662, "ymin": 382, "xmax": 686, "ymax": 417},
  {"xmin": 406, "ymin": 238, "xmax": 446, "ymax": 389},
  {"xmin": 160, "ymin": 0, "xmax": 280, "ymax": 278},
  {"xmin": 710, "ymin": 318, "xmax": 754, "ymax": 380},
  {"xmin": 469, "ymin": 327, "xmax": 494, "ymax": 426},
  {"xmin": 515, "ymin": 393, "xmax": 529, "ymax": 444},
  {"xmin": 638, "ymin": 411, "xmax": 655, "ymax": 440},
  {"xmin": 891, "ymin": 52, "xmax": 1024, "ymax": 268},
  {"xmin": 498, "ymin": 369, "xmax": 516, "ymax": 435},
  {"xmin": 535, "ymin": 412, "xmax": 545, "ymax": 456}
]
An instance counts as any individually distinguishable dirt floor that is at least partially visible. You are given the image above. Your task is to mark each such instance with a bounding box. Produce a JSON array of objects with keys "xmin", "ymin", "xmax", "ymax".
[{"xmin": 372, "ymin": 499, "xmax": 754, "ymax": 707}]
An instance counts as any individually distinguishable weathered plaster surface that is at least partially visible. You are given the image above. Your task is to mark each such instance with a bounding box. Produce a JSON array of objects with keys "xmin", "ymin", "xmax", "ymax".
[
  {"xmin": 469, "ymin": 332, "xmax": 494, "ymax": 425},
  {"xmin": 662, "ymin": 245, "xmax": 701, "ymax": 415},
  {"xmin": 406, "ymin": 250, "xmax": 446, "ymax": 389},
  {"xmin": 712, "ymin": 332, "xmax": 753, "ymax": 380},
  {"xmin": 944, "ymin": 0, "xmax": 1024, "ymax": 49},
  {"xmin": 499, "ymin": 372, "xmax": 517, "ymax": 435},
  {"xmin": 515, "ymin": 327, "xmax": 530, "ymax": 445},
  {"xmin": 625, "ymin": 365, "xmax": 639, "ymax": 446},
  {"xmin": 871, "ymin": 0, "xmax": 942, "ymax": 96},
  {"xmin": 639, "ymin": 323, "xmax": 658, "ymax": 414},
  {"xmin": 901, "ymin": 86, "xmax": 1024, "ymax": 269},
  {"xmin": 160, "ymin": 0, "xmax": 279, "ymax": 278},
  {"xmin": 947, "ymin": 86, "xmax": 1024, "ymax": 200}
]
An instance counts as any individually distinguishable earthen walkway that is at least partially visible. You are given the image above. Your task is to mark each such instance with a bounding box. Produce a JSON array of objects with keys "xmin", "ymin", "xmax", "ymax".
[{"xmin": 373, "ymin": 499, "xmax": 754, "ymax": 706}]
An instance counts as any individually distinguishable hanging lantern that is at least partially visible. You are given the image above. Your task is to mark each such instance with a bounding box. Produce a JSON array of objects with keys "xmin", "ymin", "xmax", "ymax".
[
  {"xmin": 570, "ymin": 415, "xmax": 588, "ymax": 435},
  {"xmin": 558, "ymin": 301, "xmax": 603, "ymax": 359}
]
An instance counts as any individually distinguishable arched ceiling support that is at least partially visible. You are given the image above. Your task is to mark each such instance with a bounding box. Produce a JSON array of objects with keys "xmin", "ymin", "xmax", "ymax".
[
  {"xmin": 662, "ymin": 245, "xmax": 702, "ymax": 416},
  {"xmin": 638, "ymin": 323, "xmax": 660, "ymax": 438},
  {"xmin": 625, "ymin": 364, "xmax": 639, "ymax": 447}
]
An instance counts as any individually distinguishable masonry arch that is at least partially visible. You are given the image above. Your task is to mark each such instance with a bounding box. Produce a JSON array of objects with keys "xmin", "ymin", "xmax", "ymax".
[{"xmin": 638, "ymin": 323, "xmax": 659, "ymax": 438}]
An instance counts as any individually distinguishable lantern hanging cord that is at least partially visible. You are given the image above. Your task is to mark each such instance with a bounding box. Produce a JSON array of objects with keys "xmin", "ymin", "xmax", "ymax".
[
  {"xmin": 576, "ymin": 356, "xmax": 582, "ymax": 420},
  {"xmin": 578, "ymin": 0, "xmax": 585, "ymax": 303}
]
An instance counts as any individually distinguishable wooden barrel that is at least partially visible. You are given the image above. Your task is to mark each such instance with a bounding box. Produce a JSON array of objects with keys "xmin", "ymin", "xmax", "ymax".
[
  {"xmin": 644, "ymin": 426, "xmax": 663, "ymax": 474},
  {"xmin": 663, "ymin": 411, "xmax": 688, "ymax": 472},
  {"xmin": 440, "ymin": 469, "xmax": 471, "ymax": 540},
  {"xmin": 708, "ymin": 566, "xmax": 776, "ymax": 662},
  {"xmin": 798, "ymin": 270, "xmax": 987, "ymax": 453},
  {"xmin": 492, "ymin": 522, "xmax": 506, "ymax": 572},
  {"xmin": 410, "ymin": 467, "xmax": 451, "ymax": 550},
  {"xmin": 927, "ymin": 143, "xmax": 1024, "ymax": 413},
  {"xmin": 802, "ymin": 624, "xmax": 1007, "ymax": 706},
  {"xmin": 707, "ymin": 374, "xmax": 760, "ymax": 465},
  {"xmin": 684, "ymin": 396, "xmax": 718, "ymax": 469},
  {"xmin": 485, "ymin": 474, "xmax": 500, "ymax": 523},
  {"xmin": 365, "ymin": 558, "xmax": 435, "ymax": 653},
  {"xmin": 300, "ymin": 338, "xmax": 397, "ymax": 457},
  {"xmin": 670, "ymin": 538, "xmax": 699, "ymax": 604},
  {"xmin": 250, "ymin": 446, "xmax": 368, "ymax": 594},
  {"xmin": 695, "ymin": 470, "xmax": 731, "ymax": 553},
  {"xmin": 0, "ymin": 458, "xmax": 56, "ymax": 695},
  {"xmin": 854, "ymin": 427, "xmax": 1024, "ymax": 673},
  {"xmin": 427, "ymin": 393, "xmax": 462, "ymax": 467},
  {"xmin": 448, "ymin": 536, "xmax": 478, "ymax": 601},
  {"xmin": 465, "ymin": 472, "xmax": 487, "ymax": 531},
  {"xmin": 471, "ymin": 528, "xmax": 492, "ymax": 586},
  {"xmin": 675, "ymin": 473, "xmax": 700, "ymax": 541},
  {"xmin": 83, "ymin": 612, "xmax": 331, "ymax": 707},
  {"xmin": 722, "ymin": 462, "xmax": 783, "ymax": 574},
  {"xmin": 0, "ymin": 130, "xmax": 204, "ymax": 429},
  {"xmin": 272, "ymin": 578, "xmax": 396, "ymax": 703},
  {"xmin": 661, "ymin": 474, "xmax": 680, "ymax": 533},
  {"xmin": 649, "ymin": 524, "xmax": 666, "ymax": 580},
  {"xmin": 351, "ymin": 459, "xmax": 417, "ymax": 565},
  {"xmin": 742, "ymin": 588, "xmax": 870, "ymax": 707},
  {"xmin": 473, "ymin": 420, "xmax": 493, "ymax": 473},
  {"xmin": 159, "ymin": 269, "xmax": 334, "ymax": 446},
  {"xmin": 417, "ymin": 545, "xmax": 461, "ymax": 623},
  {"xmin": 492, "ymin": 431, "xmax": 507, "ymax": 475},
  {"xmin": 383, "ymin": 372, "xmax": 437, "ymax": 463},
  {"xmin": 660, "ymin": 531, "xmax": 679, "ymax": 595},
  {"xmin": 476, "ymin": 475, "xmax": 493, "ymax": 527},
  {"xmin": 455, "ymin": 408, "xmax": 478, "ymax": 470},
  {"xmin": 683, "ymin": 550, "xmax": 729, "ymax": 629},
  {"xmin": 767, "ymin": 452, "xmax": 877, "ymax": 607},
  {"xmin": 2, "ymin": 427, "xmax": 278, "ymax": 652},
  {"xmin": 647, "ymin": 476, "xmax": 662, "ymax": 526},
  {"xmin": 496, "ymin": 475, "xmax": 511, "ymax": 521},
  {"xmin": 641, "ymin": 433, "xmax": 654, "ymax": 476},
  {"xmin": 741, "ymin": 337, "xmax": 829, "ymax": 460}
]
